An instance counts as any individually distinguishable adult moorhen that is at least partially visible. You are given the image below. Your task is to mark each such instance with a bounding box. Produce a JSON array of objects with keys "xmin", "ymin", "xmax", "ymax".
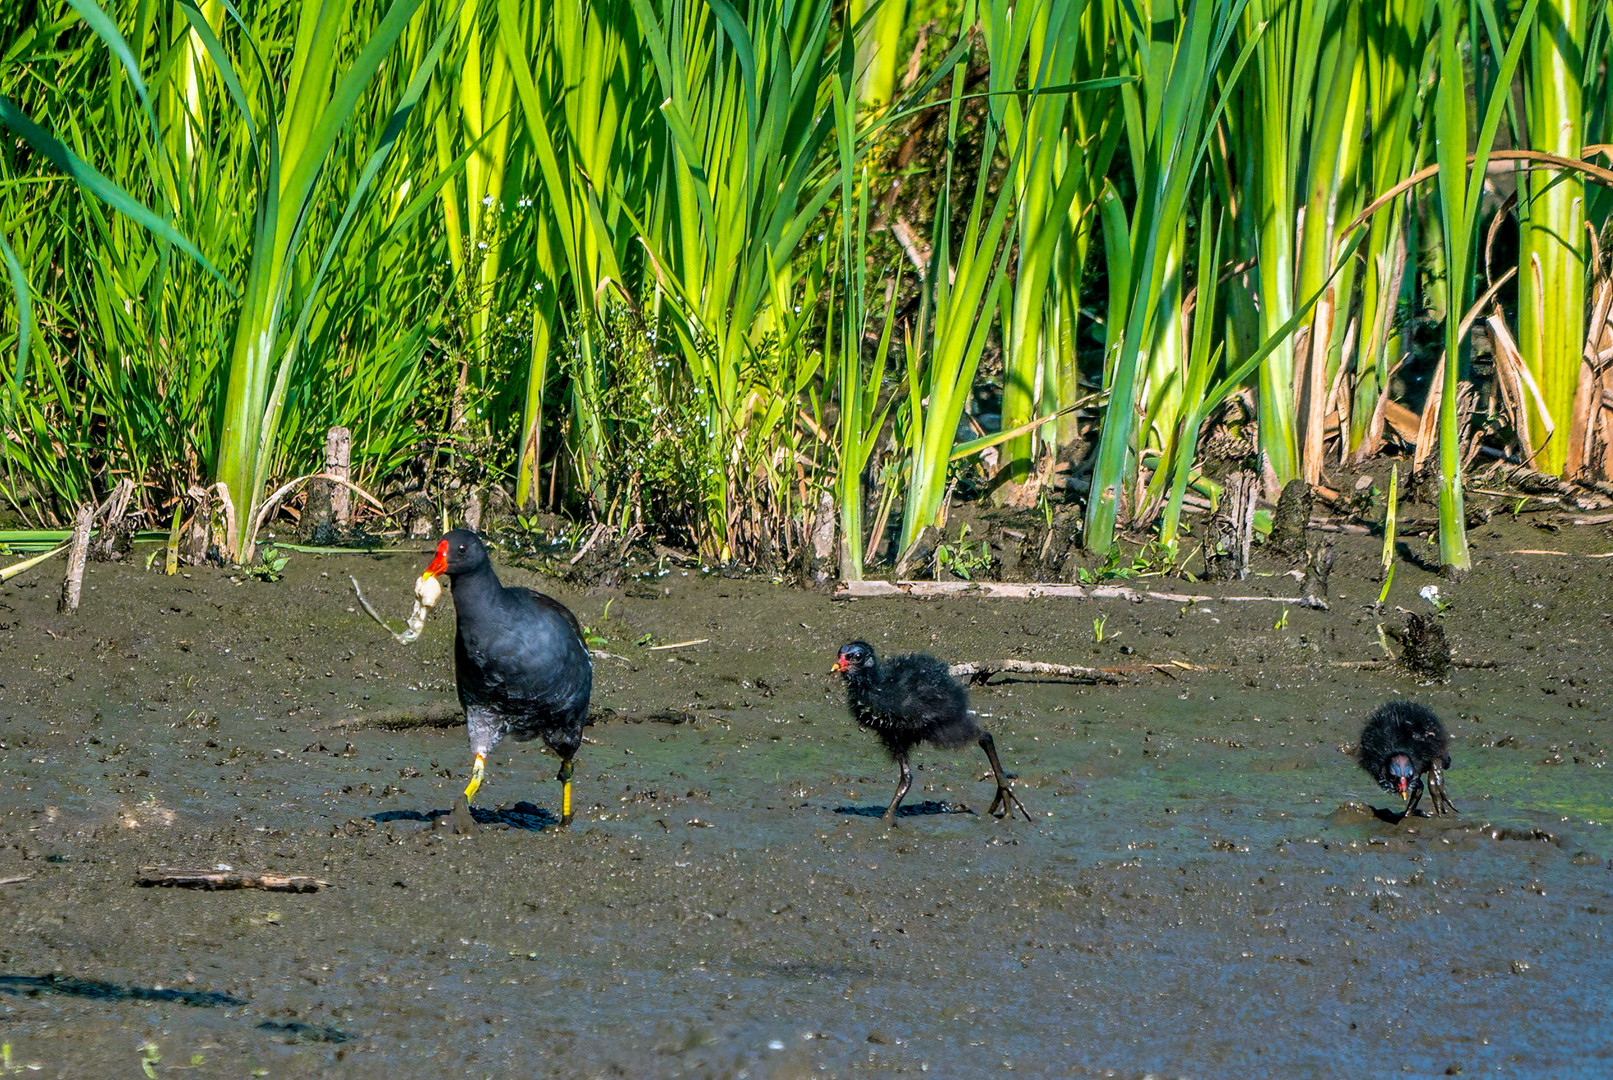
[
  {"xmin": 832, "ymin": 641, "xmax": 1032, "ymax": 825},
  {"xmin": 1357, "ymin": 700, "xmax": 1457, "ymax": 817},
  {"xmin": 425, "ymin": 530, "xmax": 593, "ymax": 826}
]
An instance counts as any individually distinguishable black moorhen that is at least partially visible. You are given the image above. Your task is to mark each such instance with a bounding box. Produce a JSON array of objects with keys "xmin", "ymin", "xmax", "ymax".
[
  {"xmin": 425, "ymin": 530, "xmax": 593, "ymax": 826},
  {"xmin": 1357, "ymin": 701, "xmax": 1457, "ymax": 817},
  {"xmin": 832, "ymin": 641, "xmax": 1032, "ymax": 824}
]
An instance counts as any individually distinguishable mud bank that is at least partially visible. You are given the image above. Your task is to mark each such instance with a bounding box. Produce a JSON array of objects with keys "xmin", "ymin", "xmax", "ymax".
[{"xmin": 1, "ymin": 521, "xmax": 1609, "ymax": 1078}]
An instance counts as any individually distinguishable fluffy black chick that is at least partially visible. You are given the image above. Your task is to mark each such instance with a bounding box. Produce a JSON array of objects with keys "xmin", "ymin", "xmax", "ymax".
[
  {"xmin": 832, "ymin": 641, "xmax": 1031, "ymax": 824},
  {"xmin": 427, "ymin": 530, "xmax": 593, "ymax": 826},
  {"xmin": 1357, "ymin": 700, "xmax": 1456, "ymax": 817}
]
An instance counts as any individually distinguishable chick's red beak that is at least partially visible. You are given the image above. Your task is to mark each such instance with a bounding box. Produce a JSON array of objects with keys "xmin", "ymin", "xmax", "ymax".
[
  {"xmin": 830, "ymin": 655, "xmax": 849, "ymax": 675},
  {"xmin": 423, "ymin": 539, "xmax": 448, "ymax": 579}
]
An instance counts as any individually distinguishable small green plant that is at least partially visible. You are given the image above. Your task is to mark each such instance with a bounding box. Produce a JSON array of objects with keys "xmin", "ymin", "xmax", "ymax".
[
  {"xmin": 139, "ymin": 1042, "xmax": 160, "ymax": 1079},
  {"xmin": 934, "ymin": 524, "xmax": 992, "ymax": 581},
  {"xmin": 581, "ymin": 599, "xmax": 615, "ymax": 650},
  {"xmin": 1092, "ymin": 614, "xmax": 1109, "ymax": 643},
  {"xmin": 1274, "ymin": 608, "xmax": 1289, "ymax": 631},
  {"xmin": 246, "ymin": 545, "xmax": 290, "ymax": 582}
]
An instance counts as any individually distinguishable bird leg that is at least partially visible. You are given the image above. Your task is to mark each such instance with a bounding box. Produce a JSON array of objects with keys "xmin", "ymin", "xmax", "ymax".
[
  {"xmin": 979, "ymin": 733, "xmax": 1033, "ymax": 822},
  {"xmin": 463, "ymin": 752, "xmax": 487, "ymax": 805},
  {"xmin": 1402, "ymin": 775, "xmax": 1426, "ymax": 818},
  {"xmin": 1427, "ymin": 765, "xmax": 1458, "ymax": 815},
  {"xmin": 557, "ymin": 758, "xmax": 575, "ymax": 827},
  {"xmin": 881, "ymin": 755, "xmax": 914, "ymax": 826}
]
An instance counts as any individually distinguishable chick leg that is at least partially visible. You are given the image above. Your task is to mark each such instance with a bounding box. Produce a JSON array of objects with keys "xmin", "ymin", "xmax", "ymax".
[
  {"xmin": 1428, "ymin": 765, "xmax": 1458, "ymax": 815},
  {"xmin": 979, "ymin": 733, "xmax": 1033, "ymax": 822},
  {"xmin": 1402, "ymin": 776, "xmax": 1426, "ymax": 818},
  {"xmin": 880, "ymin": 755, "xmax": 913, "ymax": 826},
  {"xmin": 557, "ymin": 758, "xmax": 576, "ymax": 827}
]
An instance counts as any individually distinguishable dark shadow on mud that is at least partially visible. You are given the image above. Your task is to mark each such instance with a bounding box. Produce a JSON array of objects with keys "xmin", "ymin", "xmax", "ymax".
[
  {"xmin": 0, "ymin": 974, "xmax": 356, "ymax": 1044},
  {"xmin": 832, "ymin": 800, "xmax": 973, "ymax": 818},
  {"xmin": 372, "ymin": 800, "xmax": 558, "ymax": 830},
  {"xmin": 1394, "ymin": 539, "xmax": 1442, "ymax": 573},
  {"xmin": 0, "ymin": 973, "xmax": 245, "ymax": 1008},
  {"xmin": 256, "ymin": 1019, "xmax": 351, "ymax": 1043}
]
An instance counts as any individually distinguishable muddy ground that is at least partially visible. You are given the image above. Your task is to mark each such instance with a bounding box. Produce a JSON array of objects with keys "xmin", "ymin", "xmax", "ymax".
[{"xmin": 0, "ymin": 516, "xmax": 1609, "ymax": 1078}]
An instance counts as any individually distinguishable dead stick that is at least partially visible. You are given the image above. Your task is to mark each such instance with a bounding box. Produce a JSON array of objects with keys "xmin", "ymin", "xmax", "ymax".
[
  {"xmin": 0, "ymin": 873, "xmax": 33, "ymax": 886},
  {"xmin": 58, "ymin": 503, "xmax": 95, "ymax": 613},
  {"xmin": 836, "ymin": 580, "xmax": 1306, "ymax": 604},
  {"xmin": 948, "ymin": 659, "xmax": 1125, "ymax": 685},
  {"xmin": 136, "ymin": 868, "xmax": 328, "ymax": 892}
]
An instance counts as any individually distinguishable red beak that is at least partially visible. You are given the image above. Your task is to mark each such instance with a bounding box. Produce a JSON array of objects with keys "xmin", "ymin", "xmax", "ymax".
[
  {"xmin": 830, "ymin": 656, "xmax": 849, "ymax": 674},
  {"xmin": 423, "ymin": 539, "xmax": 448, "ymax": 579}
]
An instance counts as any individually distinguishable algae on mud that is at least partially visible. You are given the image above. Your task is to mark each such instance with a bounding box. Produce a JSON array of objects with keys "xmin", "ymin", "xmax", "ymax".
[{"xmin": 0, "ymin": 522, "xmax": 1609, "ymax": 1077}]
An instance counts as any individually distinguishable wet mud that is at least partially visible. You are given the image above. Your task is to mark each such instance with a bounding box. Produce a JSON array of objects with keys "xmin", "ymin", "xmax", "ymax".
[{"xmin": 1, "ymin": 520, "xmax": 1610, "ymax": 1077}]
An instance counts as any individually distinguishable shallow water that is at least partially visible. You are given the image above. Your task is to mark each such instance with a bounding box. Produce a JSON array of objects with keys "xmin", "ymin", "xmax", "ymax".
[{"xmin": 1, "ymin": 526, "xmax": 1609, "ymax": 1077}]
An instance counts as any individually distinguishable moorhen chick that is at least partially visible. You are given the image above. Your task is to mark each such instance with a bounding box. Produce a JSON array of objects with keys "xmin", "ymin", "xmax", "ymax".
[
  {"xmin": 1357, "ymin": 700, "xmax": 1457, "ymax": 817},
  {"xmin": 832, "ymin": 641, "xmax": 1032, "ymax": 825},
  {"xmin": 425, "ymin": 530, "xmax": 593, "ymax": 826}
]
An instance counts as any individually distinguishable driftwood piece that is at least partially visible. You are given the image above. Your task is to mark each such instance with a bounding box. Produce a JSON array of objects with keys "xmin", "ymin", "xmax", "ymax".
[
  {"xmin": 1330, "ymin": 658, "xmax": 1495, "ymax": 671},
  {"xmin": 1299, "ymin": 542, "xmax": 1334, "ymax": 610},
  {"xmin": 137, "ymin": 867, "xmax": 328, "ymax": 892},
  {"xmin": 1204, "ymin": 469, "xmax": 1258, "ymax": 581},
  {"xmin": 327, "ymin": 426, "xmax": 352, "ymax": 524},
  {"xmin": 947, "ymin": 659, "xmax": 1125, "ymax": 685},
  {"xmin": 834, "ymin": 580, "xmax": 1302, "ymax": 604},
  {"xmin": 1395, "ymin": 613, "xmax": 1453, "ymax": 680},
  {"xmin": 90, "ymin": 478, "xmax": 137, "ymax": 561},
  {"xmin": 0, "ymin": 873, "xmax": 34, "ymax": 886},
  {"xmin": 58, "ymin": 503, "xmax": 96, "ymax": 613},
  {"xmin": 1269, "ymin": 479, "xmax": 1314, "ymax": 558}
]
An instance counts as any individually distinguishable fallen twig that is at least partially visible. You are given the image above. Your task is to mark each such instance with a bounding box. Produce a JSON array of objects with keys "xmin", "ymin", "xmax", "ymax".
[
  {"xmin": 948, "ymin": 659, "xmax": 1124, "ymax": 685},
  {"xmin": 648, "ymin": 638, "xmax": 708, "ymax": 650},
  {"xmin": 568, "ymin": 522, "xmax": 611, "ymax": 565},
  {"xmin": 1504, "ymin": 548, "xmax": 1613, "ymax": 557},
  {"xmin": 137, "ymin": 868, "xmax": 328, "ymax": 892},
  {"xmin": 835, "ymin": 580, "xmax": 1304, "ymax": 604},
  {"xmin": 1329, "ymin": 658, "xmax": 1497, "ymax": 670},
  {"xmin": 0, "ymin": 873, "xmax": 33, "ymax": 886}
]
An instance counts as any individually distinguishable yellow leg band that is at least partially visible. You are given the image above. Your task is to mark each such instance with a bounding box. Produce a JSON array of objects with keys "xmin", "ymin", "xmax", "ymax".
[
  {"xmin": 463, "ymin": 753, "xmax": 486, "ymax": 804},
  {"xmin": 562, "ymin": 778, "xmax": 572, "ymax": 820}
]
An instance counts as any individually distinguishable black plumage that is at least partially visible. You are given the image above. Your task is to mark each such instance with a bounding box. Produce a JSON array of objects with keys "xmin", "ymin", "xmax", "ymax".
[
  {"xmin": 1357, "ymin": 700, "xmax": 1457, "ymax": 816},
  {"xmin": 429, "ymin": 530, "xmax": 592, "ymax": 825},
  {"xmin": 833, "ymin": 641, "xmax": 1031, "ymax": 824}
]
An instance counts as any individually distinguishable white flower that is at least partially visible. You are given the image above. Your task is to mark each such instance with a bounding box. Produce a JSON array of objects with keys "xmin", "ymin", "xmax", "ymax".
[{"xmin": 1419, "ymin": 584, "xmax": 1441, "ymax": 607}]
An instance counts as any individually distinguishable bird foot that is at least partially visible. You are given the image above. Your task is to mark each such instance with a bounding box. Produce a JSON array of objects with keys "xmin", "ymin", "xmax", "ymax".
[
  {"xmin": 988, "ymin": 783, "xmax": 1034, "ymax": 823},
  {"xmin": 447, "ymin": 795, "xmax": 478, "ymax": 834}
]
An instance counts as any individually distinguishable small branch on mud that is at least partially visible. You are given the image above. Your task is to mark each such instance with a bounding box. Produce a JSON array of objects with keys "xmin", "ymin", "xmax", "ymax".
[
  {"xmin": 948, "ymin": 659, "xmax": 1211, "ymax": 685},
  {"xmin": 1329, "ymin": 658, "xmax": 1498, "ymax": 670},
  {"xmin": 137, "ymin": 868, "xmax": 328, "ymax": 892},
  {"xmin": 0, "ymin": 873, "xmax": 34, "ymax": 886},
  {"xmin": 58, "ymin": 502, "xmax": 96, "ymax": 613},
  {"xmin": 327, "ymin": 703, "xmax": 464, "ymax": 731},
  {"xmin": 648, "ymin": 638, "xmax": 708, "ymax": 651},
  {"xmin": 1505, "ymin": 548, "xmax": 1613, "ymax": 557},
  {"xmin": 569, "ymin": 523, "xmax": 611, "ymax": 565},
  {"xmin": 948, "ymin": 659, "xmax": 1124, "ymax": 685},
  {"xmin": 835, "ymin": 580, "xmax": 1306, "ymax": 604}
]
